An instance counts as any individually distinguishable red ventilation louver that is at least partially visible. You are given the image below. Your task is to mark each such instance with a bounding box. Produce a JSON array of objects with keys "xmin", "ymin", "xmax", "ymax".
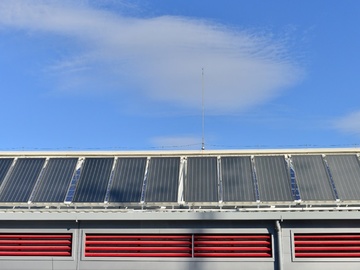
[
  {"xmin": 193, "ymin": 234, "xmax": 272, "ymax": 257},
  {"xmin": 294, "ymin": 234, "xmax": 360, "ymax": 258},
  {"xmin": 0, "ymin": 234, "xmax": 72, "ymax": 256},
  {"xmin": 85, "ymin": 234, "xmax": 192, "ymax": 257}
]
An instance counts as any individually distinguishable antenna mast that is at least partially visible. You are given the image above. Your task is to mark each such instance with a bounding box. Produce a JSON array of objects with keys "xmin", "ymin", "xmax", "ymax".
[{"xmin": 201, "ymin": 68, "xmax": 205, "ymax": 151}]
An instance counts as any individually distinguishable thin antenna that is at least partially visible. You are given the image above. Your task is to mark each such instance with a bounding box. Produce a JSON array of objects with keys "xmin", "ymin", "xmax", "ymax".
[{"xmin": 201, "ymin": 68, "xmax": 205, "ymax": 151}]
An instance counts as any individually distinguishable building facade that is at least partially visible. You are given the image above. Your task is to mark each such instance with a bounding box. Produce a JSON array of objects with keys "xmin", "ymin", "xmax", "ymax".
[{"xmin": 1, "ymin": 149, "xmax": 360, "ymax": 270}]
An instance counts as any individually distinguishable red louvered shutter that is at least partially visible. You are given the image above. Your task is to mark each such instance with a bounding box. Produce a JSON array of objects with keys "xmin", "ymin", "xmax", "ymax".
[
  {"xmin": 85, "ymin": 234, "xmax": 192, "ymax": 257},
  {"xmin": 0, "ymin": 234, "xmax": 72, "ymax": 256},
  {"xmin": 193, "ymin": 234, "xmax": 272, "ymax": 257},
  {"xmin": 294, "ymin": 234, "xmax": 360, "ymax": 258}
]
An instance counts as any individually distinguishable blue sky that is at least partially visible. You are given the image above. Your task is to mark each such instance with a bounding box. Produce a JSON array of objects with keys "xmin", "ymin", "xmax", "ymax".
[{"xmin": 1, "ymin": 0, "xmax": 360, "ymax": 151}]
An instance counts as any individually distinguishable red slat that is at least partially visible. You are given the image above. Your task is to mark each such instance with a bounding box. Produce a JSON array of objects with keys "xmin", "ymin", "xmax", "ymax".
[
  {"xmin": 195, "ymin": 246, "xmax": 271, "ymax": 251},
  {"xmin": 295, "ymin": 235, "xmax": 360, "ymax": 240},
  {"xmin": 194, "ymin": 240, "xmax": 270, "ymax": 245},
  {"xmin": 0, "ymin": 240, "xmax": 71, "ymax": 245},
  {"xmin": 86, "ymin": 235, "xmax": 191, "ymax": 240},
  {"xmin": 296, "ymin": 246, "xmax": 360, "ymax": 251},
  {"xmin": 296, "ymin": 240, "xmax": 360, "ymax": 245},
  {"xmin": 86, "ymin": 240, "xmax": 191, "ymax": 245},
  {"xmin": 296, "ymin": 253, "xmax": 360, "ymax": 258},
  {"xmin": 194, "ymin": 253, "xmax": 272, "ymax": 257},
  {"xmin": 0, "ymin": 251, "xmax": 71, "ymax": 256},
  {"xmin": 85, "ymin": 252, "xmax": 192, "ymax": 257},
  {"xmin": 0, "ymin": 234, "xmax": 71, "ymax": 239},
  {"xmin": 195, "ymin": 235, "xmax": 270, "ymax": 240},
  {"xmin": 86, "ymin": 246, "xmax": 191, "ymax": 251},
  {"xmin": 0, "ymin": 246, "xmax": 71, "ymax": 251}
]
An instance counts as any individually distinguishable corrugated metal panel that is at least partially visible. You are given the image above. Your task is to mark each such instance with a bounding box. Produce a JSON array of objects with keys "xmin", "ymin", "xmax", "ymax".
[
  {"xmin": 194, "ymin": 234, "xmax": 272, "ymax": 257},
  {"xmin": 109, "ymin": 158, "xmax": 147, "ymax": 203},
  {"xmin": 221, "ymin": 156, "xmax": 256, "ymax": 202},
  {"xmin": 185, "ymin": 157, "xmax": 218, "ymax": 202},
  {"xmin": 145, "ymin": 157, "xmax": 180, "ymax": 203},
  {"xmin": 0, "ymin": 234, "xmax": 72, "ymax": 256},
  {"xmin": 73, "ymin": 158, "xmax": 114, "ymax": 202},
  {"xmin": 325, "ymin": 155, "xmax": 360, "ymax": 201},
  {"xmin": 32, "ymin": 158, "xmax": 78, "ymax": 202},
  {"xmin": 0, "ymin": 158, "xmax": 45, "ymax": 202},
  {"xmin": 255, "ymin": 156, "xmax": 293, "ymax": 201},
  {"xmin": 0, "ymin": 158, "xmax": 13, "ymax": 187},
  {"xmin": 291, "ymin": 155, "xmax": 335, "ymax": 201},
  {"xmin": 85, "ymin": 234, "xmax": 192, "ymax": 257},
  {"xmin": 294, "ymin": 234, "xmax": 360, "ymax": 258}
]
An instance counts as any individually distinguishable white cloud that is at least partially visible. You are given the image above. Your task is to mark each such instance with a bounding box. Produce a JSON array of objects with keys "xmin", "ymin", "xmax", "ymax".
[
  {"xmin": 333, "ymin": 111, "xmax": 360, "ymax": 136},
  {"xmin": 0, "ymin": 0, "xmax": 303, "ymax": 112}
]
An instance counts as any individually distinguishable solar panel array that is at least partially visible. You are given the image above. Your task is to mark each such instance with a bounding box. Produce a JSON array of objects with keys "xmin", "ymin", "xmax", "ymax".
[{"xmin": 0, "ymin": 153, "xmax": 359, "ymax": 205}]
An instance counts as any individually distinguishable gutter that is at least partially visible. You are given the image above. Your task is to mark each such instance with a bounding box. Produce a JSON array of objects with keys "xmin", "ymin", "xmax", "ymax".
[{"xmin": 275, "ymin": 220, "xmax": 283, "ymax": 270}]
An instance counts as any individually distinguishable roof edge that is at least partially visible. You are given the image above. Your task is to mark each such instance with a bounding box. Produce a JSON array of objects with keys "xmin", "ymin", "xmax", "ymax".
[{"xmin": 0, "ymin": 147, "xmax": 359, "ymax": 157}]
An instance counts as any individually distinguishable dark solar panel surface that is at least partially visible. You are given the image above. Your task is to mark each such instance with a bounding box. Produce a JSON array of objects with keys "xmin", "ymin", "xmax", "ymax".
[
  {"xmin": 145, "ymin": 157, "xmax": 180, "ymax": 202},
  {"xmin": 255, "ymin": 156, "xmax": 293, "ymax": 201},
  {"xmin": 109, "ymin": 158, "xmax": 147, "ymax": 203},
  {"xmin": 1, "ymin": 152, "xmax": 359, "ymax": 205},
  {"xmin": 326, "ymin": 155, "xmax": 360, "ymax": 200},
  {"xmin": 185, "ymin": 157, "xmax": 218, "ymax": 202},
  {"xmin": 0, "ymin": 158, "xmax": 45, "ymax": 202},
  {"xmin": 32, "ymin": 158, "xmax": 78, "ymax": 202},
  {"xmin": 292, "ymin": 155, "xmax": 335, "ymax": 201},
  {"xmin": 72, "ymin": 158, "xmax": 114, "ymax": 202},
  {"xmin": 0, "ymin": 158, "xmax": 14, "ymax": 187},
  {"xmin": 221, "ymin": 156, "xmax": 255, "ymax": 202}
]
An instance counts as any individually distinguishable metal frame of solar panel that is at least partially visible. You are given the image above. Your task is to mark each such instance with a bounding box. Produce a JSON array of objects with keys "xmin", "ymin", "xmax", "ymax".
[
  {"xmin": 31, "ymin": 158, "xmax": 78, "ymax": 203},
  {"xmin": 291, "ymin": 155, "xmax": 336, "ymax": 202},
  {"xmin": 108, "ymin": 158, "xmax": 147, "ymax": 204},
  {"xmin": 144, "ymin": 157, "xmax": 180, "ymax": 203},
  {"xmin": 0, "ymin": 158, "xmax": 45, "ymax": 203},
  {"xmin": 72, "ymin": 158, "xmax": 114, "ymax": 203}
]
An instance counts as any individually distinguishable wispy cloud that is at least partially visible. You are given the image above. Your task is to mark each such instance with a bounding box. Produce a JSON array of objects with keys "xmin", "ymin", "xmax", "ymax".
[
  {"xmin": 0, "ymin": 0, "xmax": 303, "ymax": 112},
  {"xmin": 333, "ymin": 111, "xmax": 360, "ymax": 136}
]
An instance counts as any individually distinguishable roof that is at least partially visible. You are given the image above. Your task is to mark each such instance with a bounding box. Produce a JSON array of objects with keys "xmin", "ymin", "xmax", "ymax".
[{"xmin": 0, "ymin": 148, "xmax": 360, "ymax": 215}]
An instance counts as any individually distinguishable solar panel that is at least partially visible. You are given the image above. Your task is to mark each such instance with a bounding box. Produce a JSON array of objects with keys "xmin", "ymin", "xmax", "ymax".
[
  {"xmin": 185, "ymin": 157, "xmax": 218, "ymax": 203},
  {"xmin": 254, "ymin": 156, "xmax": 293, "ymax": 201},
  {"xmin": 72, "ymin": 158, "xmax": 114, "ymax": 202},
  {"xmin": 0, "ymin": 158, "xmax": 14, "ymax": 187},
  {"xmin": 0, "ymin": 158, "xmax": 45, "ymax": 202},
  {"xmin": 325, "ymin": 155, "xmax": 360, "ymax": 201},
  {"xmin": 144, "ymin": 157, "xmax": 180, "ymax": 203},
  {"xmin": 221, "ymin": 156, "xmax": 256, "ymax": 202},
  {"xmin": 108, "ymin": 158, "xmax": 147, "ymax": 203},
  {"xmin": 31, "ymin": 158, "xmax": 78, "ymax": 202},
  {"xmin": 291, "ymin": 155, "xmax": 335, "ymax": 201}
]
